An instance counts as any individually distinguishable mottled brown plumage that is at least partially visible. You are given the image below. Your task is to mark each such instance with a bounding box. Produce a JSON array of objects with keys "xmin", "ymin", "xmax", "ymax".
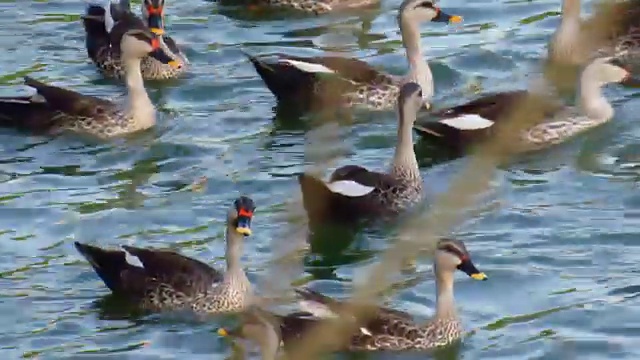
[
  {"xmin": 299, "ymin": 83, "xmax": 424, "ymax": 226},
  {"xmin": 82, "ymin": 0, "xmax": 187, "ymax": 80},
  {"xmin": 219, "ymin": 239, "xmax": 487, "ymax": 356},
  {"xmin": 0, "ymin": 22, "xmax": 178, "ymax": 138},
  {"xmin": 75, "ymin": 196, "xmax": 256, "ymax": 314},
  {"xmin": 245, "ymin": 0, "xmax": 463, "ymax": 112}
]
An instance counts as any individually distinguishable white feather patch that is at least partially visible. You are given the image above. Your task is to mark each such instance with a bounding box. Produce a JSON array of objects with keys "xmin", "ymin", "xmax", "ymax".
[
  {"xmin": 359, "ymin": 327, "xmax": 373, "ymax": 336},
  {"xmin": 278, "ymin": 59, "xmax": 335, "ymax": 74},
  {"xmin": 123, "ymin": 249, "xmax": 144, "ymax": 268},
  {"xmin": 439, "ymin": 114, "xmax": 495, "ymax": 130},
  {"xmin": 298, "ymin": 300, "xmax": 337, "ymax": 318},
  {"xmin": 326, "ymin": 180, "xmax": 375, "ymax": 197}
]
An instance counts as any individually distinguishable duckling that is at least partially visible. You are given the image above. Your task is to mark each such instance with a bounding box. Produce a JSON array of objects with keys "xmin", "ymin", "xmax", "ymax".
[
  {"xmin": 299, "ymin": 82, "xmax": 424, "ymax": 226},
  {"xmin": 74, "ymin": 196, "xmax": 256, "ymax": 314},
  {"xmin": 245, "ymin": 0, "xmax": 462, "ymax": 112},
  {"xmin": 218, "ymin": 238, "xmax": 487, "ymax": 356},
  {"xmin": 83, "ymin": 0, "xmax": 188, "ymax": 80},
  {"xmin": 0, "ymin": 14, "xmax": 181, "ymax": 139},
  {"xmin": 413, "ymin": 57, "xmax": 640, "ymax": 154}
]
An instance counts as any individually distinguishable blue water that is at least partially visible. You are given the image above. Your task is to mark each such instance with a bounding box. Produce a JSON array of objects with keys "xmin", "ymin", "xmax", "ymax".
[{"xmin": 0, "ymin": 0, "xmax": 639, "ymax": 358}]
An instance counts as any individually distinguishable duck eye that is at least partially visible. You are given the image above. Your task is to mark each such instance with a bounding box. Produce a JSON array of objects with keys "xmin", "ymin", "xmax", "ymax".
[
  {"xmin": 418, "ymin": 1, "xmax": 434, "ymax": 8},
  {"xmin": 418, "ymin": 90, "xmax": 423, "ymax": 98}
]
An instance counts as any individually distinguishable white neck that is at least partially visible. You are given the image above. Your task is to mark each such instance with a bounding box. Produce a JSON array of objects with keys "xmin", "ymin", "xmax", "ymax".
[
  {"xmin": 123, "ymin": 57, "xmax": 156, "ymax": 131},
  {"xmin": 435, "ymin": 269, "xmax": 457, "ymax": 319},
  {"xmin": 391, "ymin": 106, "xmax": 420, "ymax": 180},
  {"xmin": 400, "ymin": 17, "xmax": 433, "ymax": 102},
  {"xmin": 578, "ymin": 69, "xmax": 614, "ymax": 122}
]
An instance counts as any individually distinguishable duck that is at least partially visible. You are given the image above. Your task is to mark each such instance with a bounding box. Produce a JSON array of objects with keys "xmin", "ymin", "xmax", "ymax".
[
  {"xmin": 548, "ymin": 0, "xmax": 640, "ymax": 67},
  {"xmin": 74, "ymin": 196, "xmax": 256, "ymax": 314},
  {"xmin": 413, "ymin": 57, "xmax": 640, "ymax": 154},
  {"xmin": 82, "ymin": 0, "xmax": 188, "ymax": 80},
  {"xmin": 218, "ymin": 238, "xmax": 487, "ymax": 356},
  {"xmin": 0, "ymin": 16, "xmax": 180, "ymax": 139},
  {"xmin": 244, "ymin": 0, "xmax": 462, "ymax": 112},
  {"xmin": 241, "ymin": 0, "xmax": 379, "ymax": 14},
  {"xmin": 298, "ymin": 82, "xmax": 424, "ymax": 226}
]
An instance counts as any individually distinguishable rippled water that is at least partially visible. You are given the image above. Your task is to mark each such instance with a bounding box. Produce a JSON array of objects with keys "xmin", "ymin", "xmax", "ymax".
[{"xmin": 1, "ymin": 0, "xmax": 639, "ymax": 358}]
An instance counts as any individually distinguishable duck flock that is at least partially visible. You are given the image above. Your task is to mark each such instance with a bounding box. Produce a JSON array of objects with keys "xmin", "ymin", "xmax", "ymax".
[{"xmin": 1, "ymin": 0, "xmax": 639, "ymax": 358}]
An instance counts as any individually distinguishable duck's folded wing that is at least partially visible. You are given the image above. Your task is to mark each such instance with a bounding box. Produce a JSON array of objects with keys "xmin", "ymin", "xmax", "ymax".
[
  {"xmin": 121, "ymin": 245, "xmax": 224, "ymax": 295},
  {"xmin": 23, "ymin": 77, "xmax": 113, "ymax": 118},
  {"xmin": 329, "ymin": 165, "xmax": 400, "ymax": 195},
  {"xmin": 283, "ymin": 55, "xmax": 386, "ymax": 85},
  {"xmin": 296, "ymin": 288, "xmax": 414, "ymax": 321}
]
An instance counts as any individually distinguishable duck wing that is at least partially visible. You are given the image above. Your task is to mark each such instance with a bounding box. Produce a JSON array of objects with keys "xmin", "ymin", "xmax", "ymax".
[
  {"xmin": 299, "ymin": 165, "xmax": 402, "ymax": 224},
  {"xmin": 0, "ymin": 77, "xmax": 114, "ymax": 133},
  {"xmin": 295, "ymin": 288, "xmax": 414, "ymax": 321},
  {"xmin": 245, "ymin": 52, "xmax": 388, "ymax": 107},
  {"xmin": 74, "ymin": 242, "xmax": 223, "ymax": 299},
  {"xmin": 414, "ymin": 90, "xmax": 563, "ymax": 149}
]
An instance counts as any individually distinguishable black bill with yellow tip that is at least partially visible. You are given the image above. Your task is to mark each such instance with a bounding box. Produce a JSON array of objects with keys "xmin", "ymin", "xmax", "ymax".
[
  {"xmin": 146, "ymin": 4, "xmax": 165, "ymax": 35},
  {"xmin": 148, "ymin": 36, "xmax": 181, "ymax": 68},
  {"xmin": 236, "ymin": 207, "xmax": 253, "ymax": 236},
  {"xmin": 457, "ymin": 257, "xmax": 487, "ymax": 281},
  {"xmin": 432, "ymin": 8, "xmax": 463, "ymax": 24}
]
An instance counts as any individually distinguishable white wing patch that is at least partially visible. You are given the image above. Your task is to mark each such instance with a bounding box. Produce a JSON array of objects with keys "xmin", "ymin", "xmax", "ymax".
[
  {"xmin": 123, "ymin": 248, "xmax": 144, "ymax": 268},
  {"xmin": 299, "ymin": 300, "xmax": 337, "ymax": 318},
  {"xmin": 439, "ymin": 114, "xmax": 494, "ymax": 130},
  {"xmin": 326, "ymin": 180, "xmax": 375, "ymax": 197},
  {"xmin": 279, "ymin": 59, "xmax": 336, "ymax": 74},
  {"xmin": 359, "ymin": 327, "xmax": 373, "ymax": 336}
]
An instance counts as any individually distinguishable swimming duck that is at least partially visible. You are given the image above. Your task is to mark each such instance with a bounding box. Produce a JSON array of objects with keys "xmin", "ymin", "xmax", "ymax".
[
  {"xmin": 413, "ymin": 57, "xmax": 640, "ymax": 154},
  {"xmin": 74, "ymin": 196, "xmax": 255, "ymax": 314},
  {"xmin": 242, "ymin": 0, "xmax": 379, "ymax": 14},
  {"xmin": 244, "ymin": 0, "xmax": 462, "ymax": 112},
  {"xmin": 83, "ymin": 0, "xmax": 188, "ymax": 80},
  {"xmin": 0, "ymin": 16, "xmax": 180, "ymax": 139},
  {"xmin": 298, "ymin": 82, "xmax": 424, "ymax": 225},
  {"xmin": 549, "ymin": 0, "xmax": 640, "ymax": 66},
  {"xmin": 218, "ymin": 238, "xmax": 487, "ymax": 355}
]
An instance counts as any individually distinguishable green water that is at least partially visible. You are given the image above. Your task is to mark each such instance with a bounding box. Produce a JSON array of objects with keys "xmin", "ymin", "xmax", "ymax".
[{"xmin": 1, "ymin": 0, "xmax": 640, "ymax": 358}]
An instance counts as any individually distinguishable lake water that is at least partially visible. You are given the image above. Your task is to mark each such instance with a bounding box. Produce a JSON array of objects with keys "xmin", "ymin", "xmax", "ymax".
[{"xmin": 0, "ymin": 0, "xmax": 639, "ymax": 359}]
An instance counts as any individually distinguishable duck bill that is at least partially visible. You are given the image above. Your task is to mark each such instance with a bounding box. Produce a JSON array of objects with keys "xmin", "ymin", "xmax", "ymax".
[
  {"xmin": 432, "ymin": 8, "xmax": 463, "ymax": 24},
  {"xmin": 148, "ymin": 42, "xmax": 181, "ymax": 68},
  {"xmin": 457, "ymin": 259, "xmax": 487, "ymax": 280},
  {"xmin": 147, "ymin": 14, "xmax": 165, "ymax": 36},
  {"xmin": 235, "ymin": 210, "xmax": 253, "ymax": 236}
]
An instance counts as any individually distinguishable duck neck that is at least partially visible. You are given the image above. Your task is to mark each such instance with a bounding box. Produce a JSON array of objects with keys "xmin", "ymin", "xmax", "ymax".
[
  {"xmin": 435, "ymin": 268, "xmax": 457, "ymax": 319},
  {"xmin": 578, "ymin": 69, "xmax": 614, "ymax": 122},
  {"xmin": 225, "ymin": 227, "xmax": 244, "ymax": 272},
  {"xmin": 391, "ymin": 106, "xmax": 420, "ymax": 182},
  {"xmin": 400, "ymin": 16, "xmax": 433, "ymax": 101},
  {"xmin": 123, "ymin": 57, "xmax": 155, "ymax": 130}
]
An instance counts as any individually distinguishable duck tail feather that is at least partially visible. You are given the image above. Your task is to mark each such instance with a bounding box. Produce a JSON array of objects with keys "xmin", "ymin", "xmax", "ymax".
[
  {"xmin": 82, "ymin": 3, "xmax": 111, "ymax": 61},
  {"xmin": 298, "ymin": 174, "xmax": 337, "ymax": 222},
  {"xmin": 74, "ymin": 241, "xmax": 134, "ymax": 293},
  {"xmin": 244, "ymin": 53, "xmax": 315, "ymax": 104}
]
